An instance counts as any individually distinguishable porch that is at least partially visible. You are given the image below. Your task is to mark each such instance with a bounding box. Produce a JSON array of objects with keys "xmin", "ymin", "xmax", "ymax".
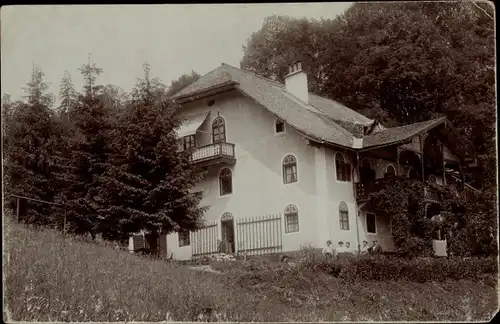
[{"xmin": 355, "ymin": 176, "xmax": 440, "ymax": 203}]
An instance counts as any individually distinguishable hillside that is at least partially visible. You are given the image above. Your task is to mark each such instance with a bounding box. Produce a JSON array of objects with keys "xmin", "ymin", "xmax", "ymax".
[{"xmin": 3, "ymin": 216, "xmax": 497, "ymax": 322}]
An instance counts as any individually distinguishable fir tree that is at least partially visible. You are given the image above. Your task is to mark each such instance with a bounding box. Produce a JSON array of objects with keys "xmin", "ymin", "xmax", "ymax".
[
  {"xmin": 65, "ymin": 55, "xmax": 113, "ymax": 237},
  {"xmin": 130, "ymin": 62, "xmax": 167, "ymax": 103},
  {"xmin": 58, "ymin": 70, "xmax": 78, "ymax": 122},
  {"xmin": 4, "ymin": 66, "xmax": 67, "ymax": 226},
  {"xmin": 93, "ymin": 63, "xmax": 205, "ymax": 242}
]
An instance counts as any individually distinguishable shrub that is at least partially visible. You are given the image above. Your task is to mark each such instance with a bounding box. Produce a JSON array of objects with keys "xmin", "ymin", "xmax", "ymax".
[{"xmin": 304, "ymin": 255, "xmax": 498, "ymax": 283}]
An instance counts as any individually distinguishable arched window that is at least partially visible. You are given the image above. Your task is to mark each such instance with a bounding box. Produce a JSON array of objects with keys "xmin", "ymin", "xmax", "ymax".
[
  {"xmin": 221, "ymin": 212, "xmax": 234, "ymax": 221},
  {"xmin": 284, "ymin": 204, "xmax": 299, "ymax": 233},
  {"xmin": 386, "ymin": 165, "xmax": 396, "ymax": 178},
  {"xmin": 212, "ymin": 117, "xmax": 226, "ymax": 143},
  {"xmin": 219, "ymin": 168, "xmax": 232, "ymax": 196},
  {"xmin": 275, "ymin": 119, "xmax": 285, "ymax": 134},
  {"xmin": 335, "ymin": 153, "xmax": 351, "ymax": 182},
  {"xmin": 283, "ymin": 155, "xmax": 298, "ymax": 184},
  {"xmin": 339, "ymin": 201, "xmax": 349, "ymax": 230}
]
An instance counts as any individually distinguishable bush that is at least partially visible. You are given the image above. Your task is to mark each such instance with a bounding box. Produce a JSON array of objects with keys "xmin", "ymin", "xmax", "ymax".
[{"xmin": 302, "ymin": 255, "xmax": 497, "ymax": 283}]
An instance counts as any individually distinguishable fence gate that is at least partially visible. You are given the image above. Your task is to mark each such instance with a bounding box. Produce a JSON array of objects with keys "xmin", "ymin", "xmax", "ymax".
[
  {"xmin": 192, "ymin": 221, "xmax": 219, "ymax": 256},
  {"xmin": 236, "ymin": 213, "xmax": 283, "ymax": 256}
]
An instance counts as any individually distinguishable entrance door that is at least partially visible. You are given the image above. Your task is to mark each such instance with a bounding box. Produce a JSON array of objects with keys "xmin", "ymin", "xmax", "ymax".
[{"xmin": 221, "ymin": 212, "xmax": 235, "ymax": 253}]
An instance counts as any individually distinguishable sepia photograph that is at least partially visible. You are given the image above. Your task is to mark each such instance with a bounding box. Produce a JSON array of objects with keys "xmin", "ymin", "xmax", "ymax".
[{"xmin": 1, "ymin": 2, "xmax": 497, "ymax": 322}]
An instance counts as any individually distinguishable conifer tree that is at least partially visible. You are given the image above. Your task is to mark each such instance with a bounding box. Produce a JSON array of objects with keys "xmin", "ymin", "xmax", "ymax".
[
  {"xmin": 65, "ymin": 55, "xmax": 113, "ymax": 236},
  {"xmin": 93, "ymin": 63, "xmax": 205, "ymax": 242},
  {"xmin": 4, "ymin": 66, "xmax": 67, "ymax": 226},
  {"xmin": 58, "ymin": 70, "xmax": 78, "ymax": 123}
]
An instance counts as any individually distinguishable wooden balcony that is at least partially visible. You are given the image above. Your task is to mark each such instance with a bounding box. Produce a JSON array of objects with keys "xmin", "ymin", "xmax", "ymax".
[
  {"xmin": 355, "ymin": 176, "xmax": 441, "ymax": 203},
  {"xmin": 189, "ymin": 142, "xmax": 236, "ymax": 168}
]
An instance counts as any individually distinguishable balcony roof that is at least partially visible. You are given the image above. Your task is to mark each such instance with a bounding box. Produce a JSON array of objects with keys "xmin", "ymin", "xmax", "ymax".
[{"xmin": 176, "ymin": 111, "xmax": 210, "ymax": 138}]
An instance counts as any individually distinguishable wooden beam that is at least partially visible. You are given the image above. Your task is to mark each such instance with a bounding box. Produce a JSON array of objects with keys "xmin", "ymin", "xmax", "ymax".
[
  {"xmin": 63, "ymin": 207, "xmax": 67, "ymax": 234},
  {"xmin": 10, "ymin": 194, "xmax": 63, "ymax": 206},
  {"xmin": 16, "ymin": 197, "xmax": 20, "ymax": 222},
  {"xmin": 397, "ymin": 147, "xmax": 402, "ymax": 176},
  {"xmin": 459, "ymin": 163, "xmax": 465, "ymax": 191},
  {"xmin": 420, "ymin": 135, "xmax": 425, "ymax": 182},
  {"xmin": 441, "ymin": 142, "xmax": 446, "ymax": 185}
]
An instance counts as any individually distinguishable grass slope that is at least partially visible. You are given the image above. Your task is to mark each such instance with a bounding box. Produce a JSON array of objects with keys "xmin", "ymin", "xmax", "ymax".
[{"xmin": 3, "ymin": 216, "xmax": 498, "ymax": 322}]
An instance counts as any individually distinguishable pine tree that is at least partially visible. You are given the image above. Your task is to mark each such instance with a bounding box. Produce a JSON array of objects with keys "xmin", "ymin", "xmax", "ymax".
[
  {"xmin": 4, "ymin": 66, "xmax": 67, "ymax": 226},
  {"xmin": 93, "ymin": 63, "xmax": 205, "ymax": 242},
  {"xmin": 131, "ymin": 62, "xmax": 167, "ymax": 103},
  {"xmin": 65, "ymin": 55, "xmax": 113, "ymax": 237},
  {"xmin": 58, "ymin": 70, "xmax": 78, "ymax": 122}
]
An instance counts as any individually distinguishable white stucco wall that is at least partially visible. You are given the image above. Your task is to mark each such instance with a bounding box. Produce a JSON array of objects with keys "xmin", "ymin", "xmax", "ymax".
[
  {"xmin": 166, "ymin": 92, "xmax": 459, "ymax": 259},
  {"xmin": 167, "ymin": 90, "xmax": 319, "ymax": 260}
]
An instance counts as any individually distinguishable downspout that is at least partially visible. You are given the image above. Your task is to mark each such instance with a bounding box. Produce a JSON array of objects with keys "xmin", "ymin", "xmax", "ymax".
[{"xmin": 354, "ymin": 152, "xmax": 361, "ymax": 255}]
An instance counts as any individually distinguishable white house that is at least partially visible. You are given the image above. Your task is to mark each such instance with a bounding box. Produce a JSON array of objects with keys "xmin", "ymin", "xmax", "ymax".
[{"xmin": 131, "ymin": 61, "xmax": 474, "ymax": 260}]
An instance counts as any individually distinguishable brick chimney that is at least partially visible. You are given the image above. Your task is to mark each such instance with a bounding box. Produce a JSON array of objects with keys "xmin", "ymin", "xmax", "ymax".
[{"xmin": 284, "ymin": 61, "xmax": 308, "ymax": 104}]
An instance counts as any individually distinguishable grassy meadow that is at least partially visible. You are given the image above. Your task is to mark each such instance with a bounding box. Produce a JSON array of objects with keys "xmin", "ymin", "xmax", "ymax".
[{"xmin": 3, "ymin": 215, "xmax": 498, "ymax": 322}]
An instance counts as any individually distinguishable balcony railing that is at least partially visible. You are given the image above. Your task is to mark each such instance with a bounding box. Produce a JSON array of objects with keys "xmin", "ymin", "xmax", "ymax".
[
  {"xmin": 355, "ymin": 176, "xmax": 441, "ymax": 203},
  {"xmin": 189, "ymin": 142, "xmax": 236, "ymax": 165}
]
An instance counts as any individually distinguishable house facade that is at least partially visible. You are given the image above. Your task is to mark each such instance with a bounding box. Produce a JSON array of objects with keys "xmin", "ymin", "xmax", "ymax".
[{"xmin": 130, "ymin": 62, "xmax": 474, "ymax": 260}]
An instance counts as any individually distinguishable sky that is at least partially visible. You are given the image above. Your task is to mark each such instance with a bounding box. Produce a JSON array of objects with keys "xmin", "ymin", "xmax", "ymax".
[{"xmin": 1, "ymin": 3, "xmax": 352, "ymax": 102}]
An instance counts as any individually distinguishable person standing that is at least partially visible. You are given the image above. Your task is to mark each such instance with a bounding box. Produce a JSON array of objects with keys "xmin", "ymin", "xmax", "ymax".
[
  {"xmin": 370, "ymin": 240, "xmax": 382, "ymax": 255},
  {"xmin": 337, "ymin": 241, "xmax": 346, "ymax": 255},
  {"xmin": 345, "ymin": 242, "xmax": 354, "ymax": 255},
  {"xmin": 360, "ymin": 240, "xmax": 369, "ymax": 255},
  {"xmin": 322, "ymin": 240, "xmax": 335, "ymax": 258}
]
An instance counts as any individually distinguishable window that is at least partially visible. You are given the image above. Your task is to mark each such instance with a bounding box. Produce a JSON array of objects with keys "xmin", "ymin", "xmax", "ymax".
[
  {"xmin": 386, "ymin": 165, "xmax": 396, "ymax": 177},
  {"xmin": 366, "ymin": 213, "xmax": 376, "ymax": 234},
  {"xmin": 283, "ymin": 155, "xmax": 298, "ymax": 184},
  {"xmin": 339, "ymin": 201, "xmax": 349, "ymax": 230},
  {"xmin": 178, "ymin": 230, "xmax": 190, "ymax": 247},
  {"xmin": 183, "ymin": 135, "xmax": 196, "ymax": 150},
  {"xmin": 335, "ymin": 153, "xmax": 351, "ymax": 182},
  {"xmin": 212, "ymin": 117, "xmax": 226, "ymax": 143},
  {"xmin": 275, "ymin": 120, "xmax": 285, "ymax": 134},
  {"xmin": 284, "ymin": 204, "xmax": 299, "ymax": 233},
  {"xmin": 219, "ymin": 168, "xmax": 233, "ymax": 196},
  {"xmin": 176, "ymin": 139, "xmax": 184, "ymax": 152}
]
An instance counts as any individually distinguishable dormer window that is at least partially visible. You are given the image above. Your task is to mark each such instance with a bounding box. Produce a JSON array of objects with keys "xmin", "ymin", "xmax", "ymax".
[{"xmin": 275, "ymin": 119, "xmax": 285, "ymax": 134}]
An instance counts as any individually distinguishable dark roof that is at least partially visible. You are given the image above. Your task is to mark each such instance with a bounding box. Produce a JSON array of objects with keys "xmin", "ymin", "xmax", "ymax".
[
  {"xmin": 174, "ymin": 63, "xmax": 363, "ymax": 148},
  {"xmin": 173, "ymin": 64, "xmax": 457, "ymax": 150},
  {"xmin": 362, "ymin": 117, "xmax": 446, "ymax": 149}
]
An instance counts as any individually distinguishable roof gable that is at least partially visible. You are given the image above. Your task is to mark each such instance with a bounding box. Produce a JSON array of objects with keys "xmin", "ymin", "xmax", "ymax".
[{"xmin": 362, "ymin": 118, "xmax": 446, "ymax": 149}]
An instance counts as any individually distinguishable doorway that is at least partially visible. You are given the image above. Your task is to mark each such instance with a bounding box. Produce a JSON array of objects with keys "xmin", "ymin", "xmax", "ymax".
[{"xmin": 221, "ymin": 212, "xmax": 235, "ymax": 253}]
